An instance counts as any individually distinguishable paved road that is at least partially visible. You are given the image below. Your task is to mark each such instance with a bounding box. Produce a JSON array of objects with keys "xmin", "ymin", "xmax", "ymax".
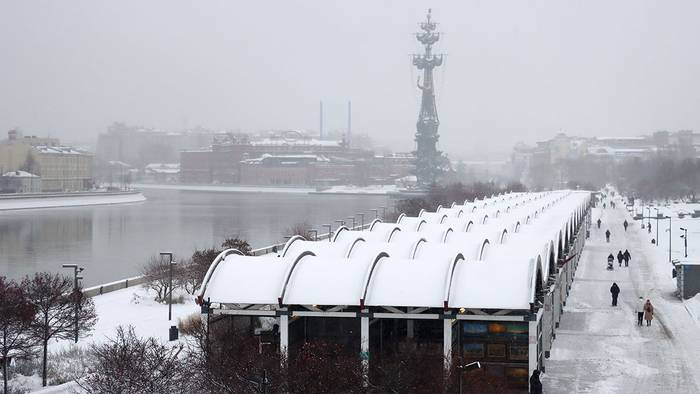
[{"xmin": 543, "ymin": 203, "xmax": 700, "ymax": 393}]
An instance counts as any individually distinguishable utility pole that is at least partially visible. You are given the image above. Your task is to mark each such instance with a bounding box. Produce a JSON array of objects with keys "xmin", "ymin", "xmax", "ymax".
[
  {"xmin": 654, "ymin": 208, "xmax": 659, "ymax": 247},
  {"xmin": 667, "ymin": 217, "xmax": 672, "ymax": 262},
  {"xmin": 319, "ymin": 101, "xmax": 324, "ymax": 140},
  {"xmin": 61, "ymin": 264, "xmax": 84, "ymax": 343},
  {"xmin": 347, "ymin": 100, "xmax": 352, "ymax": 147}
]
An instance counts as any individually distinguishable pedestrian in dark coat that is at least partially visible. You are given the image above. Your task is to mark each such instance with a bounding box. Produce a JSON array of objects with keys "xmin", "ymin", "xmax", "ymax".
[
  {"xmin": 647, "ymin": 222, "xmax": 652, "ymax": 233},
  {"xmin": 610, "ymin": 283, "xmax": 620, "ymax": 306},
  {"xmin": 597, "ymin": 218, "xmax": 602, "ymax": 229},
  {"xmin": 623, "ymin": 220, "xmax": 628, "ymax": 231},
  {"xmin": 605, "ymin": 229, "xmax": 611, "ymax": 242},
  {"xmin": 529, "ymin": 370, "xmax": 543, "ymax": 394},
  {"xmin": 623, "ymin": 249, "xmax": 631, "ymax": 267},
  {"xmin": 635, "ymin": 297, "xmax": 644, "ymax": 326},
  {"xmin": 617, "ymin": 250, "xmax": 624, "ymax": 267}
]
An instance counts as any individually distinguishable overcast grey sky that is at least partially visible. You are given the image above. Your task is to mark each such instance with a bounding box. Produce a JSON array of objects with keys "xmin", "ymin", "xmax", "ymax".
[{"xmin": 1, "ymin": 1, "xmax": 699, "ymax": 159}]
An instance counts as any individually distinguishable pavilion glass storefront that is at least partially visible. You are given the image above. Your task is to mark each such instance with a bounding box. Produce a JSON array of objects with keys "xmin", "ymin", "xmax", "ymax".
[{"xmin": 460, "ymin": 320, "xmax": 531, "ymax": 389}]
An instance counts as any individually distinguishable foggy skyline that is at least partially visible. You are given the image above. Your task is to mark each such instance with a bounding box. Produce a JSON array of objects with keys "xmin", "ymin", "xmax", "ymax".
[{"xmin": 1, "ymin": 1, "xmax": 699, "ymax": 159}]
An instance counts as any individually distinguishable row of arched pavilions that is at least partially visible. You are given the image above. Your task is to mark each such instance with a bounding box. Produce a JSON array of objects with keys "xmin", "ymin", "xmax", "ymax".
[{"xmin": 197, "ymin": 190, "xmax": 592, "ymax": 387}]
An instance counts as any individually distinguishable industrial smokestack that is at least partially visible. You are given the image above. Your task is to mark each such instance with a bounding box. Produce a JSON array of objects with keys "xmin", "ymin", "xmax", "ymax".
[
  {"xmin": 319, "ymin": 101, "xmax": 324, "ymax": 140},
  {"xmin": 347, "ymin": 100, "xmax": 352, "ymax": 147}
]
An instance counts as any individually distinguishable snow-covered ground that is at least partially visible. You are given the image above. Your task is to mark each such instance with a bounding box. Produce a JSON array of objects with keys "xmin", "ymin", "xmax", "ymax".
[
  {"xmin": 132, "ymin": 183, "xmax": 313, "ymax": 194},
  {"xmin": 543, "ymin": 200, "xmax": 700, "ymax": 393},
  {"xmin": 55, "ymin": 285, "xmax": 199, "ymax": 351},
  {"xmin": 7, "ymin": 285, "xmax": 199, "ymax": 393},
  {"xmin": 0, "ymin": 192, "xmax": 146, "ymax": 211}
]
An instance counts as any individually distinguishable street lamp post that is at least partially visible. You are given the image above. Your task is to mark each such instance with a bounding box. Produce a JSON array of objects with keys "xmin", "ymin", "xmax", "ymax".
[
  {"xmin": 457, "ymin": 361, "xmax": 482, "ymax": 394},
  {"xmin": 159, "ymin": 252, "xmax": 176, "ymax": 321},
  {"xmin": 357, "ymin": 213, "xmax": 365, "ymax": 229},
  {"xmin": 380, "ymin": 206, "xmax": 387, "ymax": 221},
  {"xmin": 61, "ymin": 264, "xmax": 84, "ymax": 343},
  {"xmin": 654, "ymin": 208, "xmax": 659, "ymax": 247},
  {"xmin": 665, "ymin": 217, "xmax": 672, "ymax": 262},
  {"xmin": 335, "ymin": 219, "xmax": 345, "ymax": 230},
  {"xmin": 323, "ymin": 224, "xmax": 332, "ymax": 242},
  {"xmin": 646, "ymin": 206, "xmax": 652, "ymax": 228},
  {"xmin": 348, "ymin": 216, "xmax": 356, "ymax": 230},
  {"xmin": 680, "ymin": 227, "xmax": 688, "ymax": 258}
]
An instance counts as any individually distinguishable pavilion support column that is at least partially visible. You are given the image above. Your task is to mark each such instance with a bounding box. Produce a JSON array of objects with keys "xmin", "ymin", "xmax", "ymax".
[
  {"xmin": 279, "ymin": 309, "xmax": 289, "ymax": 368},
  {"xmin": 443, "ymin": 317, "xmax": 453, "ymax": 371},
  {"xmin": 360, "ymin": 309, "xmax": 370, "ymax": 387},
  {"xmin": 528, "ymin": 314, "xmax": 539, "ymax": 383},
  {"xmin": 407, "ymin": 320, "xmax": 414, "ymax": 339}
]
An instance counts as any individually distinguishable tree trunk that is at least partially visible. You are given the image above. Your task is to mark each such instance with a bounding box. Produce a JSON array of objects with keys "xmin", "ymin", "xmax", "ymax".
[
  {"xmin": 3, "ymin": 328, "xmax": 8, "ymax": 394},
  {"xmin": 3, "ymin": 356, "xmax": 8, "ymax": 394},
  {"xmin": 42, "ymin": 339, "xmax": 48, "ymax": 386}
]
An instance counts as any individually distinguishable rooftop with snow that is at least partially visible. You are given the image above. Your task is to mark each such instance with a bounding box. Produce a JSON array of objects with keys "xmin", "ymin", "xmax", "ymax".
[{"xmin": 199, "ymin": 190, "xmax": 590, "ymax": 312}]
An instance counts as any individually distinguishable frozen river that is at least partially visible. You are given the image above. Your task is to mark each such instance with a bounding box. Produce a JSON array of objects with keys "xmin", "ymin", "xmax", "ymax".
[{"xmin": 0, "ymin": 188, "xmax": 390, "ymax": 286}]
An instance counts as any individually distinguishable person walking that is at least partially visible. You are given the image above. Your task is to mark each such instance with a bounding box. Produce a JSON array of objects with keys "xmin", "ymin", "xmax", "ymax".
[
  {"xmin": 623, "ymin": 219, "xmax": 628, "ymax": 232},
  {"xmin": 529, "ymin": 370, "xmax": 543, "ymax": 394},
  {"xmin": 644, "ymin": 299, "xmax": 654, "ymax": 326},
  {"xmin": 610, "ymin": 283, "xmax": 620, "ymax": 306},
  {"xmin": 635, "ymin": 296, "xmax": 645, "ymax": 326},
  {"xmin": 597, "ymin": 218, "xmax": 602, "ymax": 229},
  {"xmin": 607, "ymin": 253, "xmax": 615, "ymax": 270},
  {"xmin": 647, "ymin": 222, "xmax": 652, "ymax": 233},
  {"xmin": 623, "ymin": 249, "xmax": 631, "ymax": 267},
  {"xmin": 617, "ymin": 250, "xmax": 624, "ymax": 267},
  {"xmin": 605, "ymin": 229, "xmax": 611, "ymax": 242}
]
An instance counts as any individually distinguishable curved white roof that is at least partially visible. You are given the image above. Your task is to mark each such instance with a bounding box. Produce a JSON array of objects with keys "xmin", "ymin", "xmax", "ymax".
[
  {"xmin": 448, "ymin": 259, "xmax": 538, "ymax": 310},
  {"xmin": 419, "ymin": 211, "xmax": 448, "ymax": 224},
  {"xmin": 334, "ymin": 227, "xmax": 398, "ymax": 244},
  {"xmin": 204, "ymin": 254, "xmax": 293, "ymax": 305},
  {"xmin": 282, "ymin": 236, "xmax": 359, "ymax": 258},
  {"xmin": 396, "ymin": 215, "xmax": 428, "ymax": 230},
  {"xmin": 199, "ymin": 190, "xmax": 592, "ymax": 311},
  {"xmin": 365, "ymin": 253, "xmax": 463, "ymax": 308},
  {"xmin": 283, "ymin": 253, "xmax": 388, "ymax": 306}
]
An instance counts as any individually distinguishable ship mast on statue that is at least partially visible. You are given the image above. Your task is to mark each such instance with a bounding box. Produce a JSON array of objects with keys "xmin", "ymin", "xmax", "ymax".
[{"xmin": 413, "ymin": 9, "xmax": 447, "ymax": 187}]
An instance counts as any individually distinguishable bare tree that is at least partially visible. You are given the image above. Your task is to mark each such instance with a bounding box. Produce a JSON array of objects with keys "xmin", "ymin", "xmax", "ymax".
[
  {"xmin": 284, "ymin": 222, "xmax": 311, "ymax": 239},
  {"xmin": 23, "ymin": 272, "xmax": 97, "ymax": 387},
  {"xmin": 178, "ymin": 248, "xmax": 221, "ymax": 295},
  {"xmin": 79, "ymin": 326, "xmax": 190, "ymax": 394},
  {"xmin": 0, "ymin": 276, "xmax": 37, "ymax": 394},
  {"xmin": 221, "ymin": 237, "xmax": 252, "ymax": 255},
  {"xmin": 141, "ymin": 255, "xmax": 177, "ymax": 302}
]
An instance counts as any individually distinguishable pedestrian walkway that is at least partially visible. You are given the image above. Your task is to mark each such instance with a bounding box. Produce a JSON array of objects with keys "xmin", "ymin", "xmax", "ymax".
[{"xmin": 543, "ymin": 202, "xmax": 700, "ymax": 393}]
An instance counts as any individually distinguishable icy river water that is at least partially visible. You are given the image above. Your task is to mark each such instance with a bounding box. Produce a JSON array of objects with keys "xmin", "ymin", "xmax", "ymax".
[{"xmin": 0, "ymin": 188, "xmax": 390, "ymax": 286}]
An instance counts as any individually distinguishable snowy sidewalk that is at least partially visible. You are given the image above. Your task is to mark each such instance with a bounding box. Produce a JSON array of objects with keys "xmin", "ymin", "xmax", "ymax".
[{"xmin": 543, "ymin": 204, "xmax": 700, "ymax": 393}]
